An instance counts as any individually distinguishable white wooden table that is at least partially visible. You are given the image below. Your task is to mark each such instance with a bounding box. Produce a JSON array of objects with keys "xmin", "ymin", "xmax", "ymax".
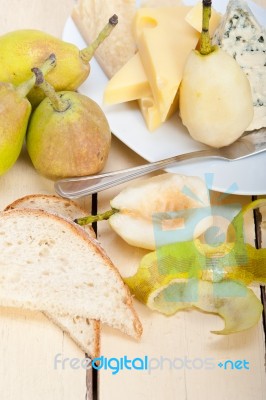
[{"xmin": 0, "ymin": 1, "xmax": 265, "ymax": 399}]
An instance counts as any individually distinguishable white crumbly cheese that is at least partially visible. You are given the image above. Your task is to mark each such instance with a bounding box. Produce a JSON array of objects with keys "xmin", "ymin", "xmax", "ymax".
[{"xmin": 213, "ymin": 0, "xmax": 266, "ymax": 131}]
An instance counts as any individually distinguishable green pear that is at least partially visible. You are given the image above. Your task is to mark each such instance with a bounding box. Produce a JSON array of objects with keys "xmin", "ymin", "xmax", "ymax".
[
  {"xmin": 0, "ymin": 15, "xmax": 118, "ymax": 107},
  {"xmin": 26, "ymin": 69, "xmax": 111, "ymax": 180},
  {"xmin": 0, "ymin": 54, "xmax": 56, "ymax": 176},
  {"xmin": 179, "ymin": 0, "xmax": 253, "ymax": 148}
]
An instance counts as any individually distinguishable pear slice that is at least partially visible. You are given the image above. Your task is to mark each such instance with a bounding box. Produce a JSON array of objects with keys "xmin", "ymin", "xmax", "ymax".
[
  {"xmin": 109, "ymin": 172, "xmax": 212, "ymax": 250},
  {"xmin": 75, "ymin": 172, "xmax": 212, "ymax": 250}
]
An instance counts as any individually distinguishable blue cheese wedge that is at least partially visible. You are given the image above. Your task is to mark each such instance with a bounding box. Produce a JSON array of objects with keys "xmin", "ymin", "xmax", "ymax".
[{"xmin": 213, "ymin": 0, "xmax": 266, "ymax": 131}]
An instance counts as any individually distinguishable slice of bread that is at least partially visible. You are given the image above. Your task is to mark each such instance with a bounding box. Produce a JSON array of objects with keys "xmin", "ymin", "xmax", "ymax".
[
  {"xmin": 5, "ymin": 194, "xmax": 96, "ymax": 238},
  {"xmin": 72, "ymin": 0, "xmax": 137, "ymax": 78},
  {"xmin": 0, "ymin": 209, "xmax": 142, "ymax": 340},
  {"xmin": 4, "ymin": 194, "xmax": 99, "ymax": 358},
  {"xmin": 47, "ymin": 313, "xmax": 100, "ymax": 358}
]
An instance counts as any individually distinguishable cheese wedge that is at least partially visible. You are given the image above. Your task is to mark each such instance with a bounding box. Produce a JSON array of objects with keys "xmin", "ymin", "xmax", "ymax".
[
  {"xmin": 103, "ymin": 51, "xmax": 162, "ymax": 131},
  {"xmin": 133, "ymin": 6, "xmax": 200, "ymax": 121},
  {"xmin": 185, "ymin": 2, "xmax": 221, "ymax": 37},
  {"xmin": 138, "ymin": 95, "xmax": 161, "ymax": 131},
  {"xmin": 138, "ymin": 85, "xmax": 180, "ymax": 131},
  {"xmin": 104, "ymin": 53, "xmax": 151, "ymax": 104}
]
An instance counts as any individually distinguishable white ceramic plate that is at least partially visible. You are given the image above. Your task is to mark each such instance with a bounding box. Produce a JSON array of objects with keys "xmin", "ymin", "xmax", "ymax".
[{"xmin": 63, "ymin": 0, "xmax": 266, "ymax": 195}]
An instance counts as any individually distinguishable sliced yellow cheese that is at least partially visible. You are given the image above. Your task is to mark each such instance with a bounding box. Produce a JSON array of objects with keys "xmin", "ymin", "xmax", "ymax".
[
  {"xmin": 138, "ymin": 88, "xmax": 179, "ymax": 132},
  {"xmin": 185, "ymin": 2, "xmax": 221, "ymax": 37},
  {"xmin": 103, "ymin": 53, "xmax": 151, "ymax": 104},
  {"xmin": 138, "ymin": 95, "xmax": 161, "ymax": 132},
  {"xmin": 102, "ymin": 50, "xmax": 161, "ymax": 130},
  {"xmin": 133, "ymin": 6, "xmax": 200, "ymax": 122},
  {"xmin": 103, "ymin": 50, "xmax": 163, "ymax": 131}
]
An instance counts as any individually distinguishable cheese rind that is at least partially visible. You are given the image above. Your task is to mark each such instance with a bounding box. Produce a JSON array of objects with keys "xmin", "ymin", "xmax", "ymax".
[
  {"xmin": 213, "ymin": 0, "xmax": 266, "ymax": 131},
  {"xmin": 133, "ymin": 6, "xmax": 199, "ymax": 122},
  {"xmin": 103, "ymin": 53, "xmax": 151, "ymax": 104}
]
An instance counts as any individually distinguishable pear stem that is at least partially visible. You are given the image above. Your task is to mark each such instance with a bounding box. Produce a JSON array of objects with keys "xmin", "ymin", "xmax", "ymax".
[
  {"xmin": 74, "ymin": 209, "xmax": 118, "ymax": 225},
  {"xmin": 16, "ymin": 53, "xmax": 56, "ymax": 98},
  {"xmin": 79, "ymin": 14, "xmax": 118, "ymax": 64},
  {"xmin": 199, "ymin": 0, "xmax": 213, "ymax": 55},
  {"xmin": 31, "ymin": 68, "xmax": 69, "ymax": 112}
]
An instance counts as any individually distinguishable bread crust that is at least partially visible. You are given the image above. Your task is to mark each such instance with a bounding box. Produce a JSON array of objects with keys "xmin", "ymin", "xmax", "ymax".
[
  {"xmin": 4, "ymin": 193, "xmax": 96, "ymax": 238},
  {"xmin": 0, "ymin": 208, "xmax": 143, "ymax": 339},
  {"xmin": 3, "ymin": 195, "xmax": 100, "ymax": 358},
  {"xmin": 45, "ymin": 313, "xmax": 101, "ymax": 359}
]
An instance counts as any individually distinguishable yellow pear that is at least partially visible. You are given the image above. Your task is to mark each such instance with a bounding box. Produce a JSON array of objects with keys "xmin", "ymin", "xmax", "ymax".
[
  {"xmin": 26, "ymin": 69, "xmax": 111, "ymax": 180},
  {"xmin": 0, "ymin": 15, "xmax": 117, "ymax": 107},
  {"xmin": 0, "ymin": 54, "xmax": 56, "ymax": 176},
  {"xmin": 179, "ymin": 0, "xmax": 253, "ymax": 148},
  {"xmin": 75, "ymin": 173, "xmax": 212, "ymax": 250}
]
